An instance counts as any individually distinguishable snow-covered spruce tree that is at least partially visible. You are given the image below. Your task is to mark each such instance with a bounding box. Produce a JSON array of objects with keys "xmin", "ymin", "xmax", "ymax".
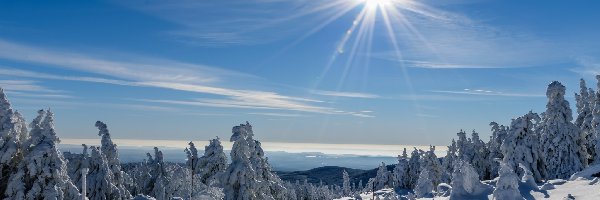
[
  {"xmin": 64, "ymin": 144, "xmax": 89, "ymax": 192},
  {"xmin": 95, "ymin": 121, "xmax": 132, "ymax": 199},
  {"xmin": 147, "ymin": 147, "xmax": 170, "ymax": 199},
  {"xmin": 342, "ymin": 170, "xmax": 351, "ymax": 196},
  {"xmin": 448, "ymin": 160, "xmax": 492, "ymax": 200},
  {"xmin": 575, "ymin": 79, "xmax": 596, "ymax": 164},
  {"xmin": 421, "ymin": 145, "xmax": 442, "ymax": 188},
  {"xmin": 392, "ymin": 148, "xmax": 409, "ymax": 188},
  {"xmin": 0, "ymin": 89, "xmax": 29, "ymax": 197},
  {"xmin": 196, "ymin": 137, "xmax": 228, "ymax": 185},
  {"xmin": 407, "ymin": 148, "xmax": 421, "ymax": 189},
  {"xmin": 374, "ymin": 162, "xmax": 393, "ymax": 190},
  {"xmin": 4, "ymin": 110, "xmax": 82, "ymax": 200},
  {"xmin": 492, "ymin": 162, "xmax": 523, "ymax": 200},
  {"xmin": 501, "ymin": 111, "xmax": 545, "ymax": 181},
  {"xmin": 414, "ymin": 169, "xmax": 433, "ymax": 198},
  {"xmin": 487, "ymin": 122, "xmax": 507, "ymax": 179},
  {"xmin": 87, "ymin": 145, "xmax": 120, "ymax": 200},
  {"xmin": 221, "ymin": 122, "xmax": 286, "ymax": 200},
  {"xmin": 539, "ymin": 81, "xmax": 587, "ymax": 179},
  {"xmin": 590, "ymin": 75, "xmax": 600, "ymax": 164},
  {"xmin": 455, "ymin": 130, "xmax": 470, "ymax": 162},
  {"xmin": 470, "ymin": 130, "xmax": 490, "ymax": 180},
  {"xmin": 441, "ymin": 139, "xmax": 458, "ymax": 184}
]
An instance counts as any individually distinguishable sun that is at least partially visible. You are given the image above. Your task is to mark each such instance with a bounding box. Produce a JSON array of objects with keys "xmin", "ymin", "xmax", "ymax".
[{"xmin": 361, "ymin": 0, "xmax": 391, "ymax": 10}]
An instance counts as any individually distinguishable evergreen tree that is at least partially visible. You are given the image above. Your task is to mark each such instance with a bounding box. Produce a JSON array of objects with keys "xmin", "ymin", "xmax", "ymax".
[
  {"xmin": 407, "ymin": 148, "xmax": 421, "ymax": 189},
  {"xmin": 221, "ymin": 122, "xmax": 286, "ymax": 200},
  {"xmin": 0, "ymin": 89, "xmax": 28, "ymax": 197},
  {"xmin": 342, "ymin": 170, "xmax": 351, "ymax": 196},
  {"xmin": 470, "ymin": 130, "xmax": 490, "ymax": 180},
  {"xmin": 197, "ymin": 137, "xmax": 228, "ymax": 185},
  {"xmin": 487, "ymin": 122, "xmax": 507, "ymax": 178},
  {"xmin": 421, "ymin": 145, "xmax": 442, "ymax": 188},
  {"xmin": 575, "ymin": 79, "xmax": 596, "ymax": 164},
  {"xmin": 492, "ymin": 162, "xmax": 523, "ymax": 200},
  {"xmin": 441, "ymin": 140, "xmax": 458, "ymax": 184},
  {"xmin": 95, "ymin": 121, "xmax": 132, "ymax": 199},
  {"xmin": 501, "ymin": 111, "xmax": 545, "ymax": 181},
  {"xmin": 392, "ymin": 148, "xmax": 409, "ymax": 188},
  {"xmin": 374, "ymin": 162, "xmax": 392, "ymax": 190},
  {"xmin": 414, "ymin": 169, "xmax": 433, "ymax": 198},
  {"xmin": 4, "ymin": 110, "xmax": 82, "ymax": 200},
  {"xmin": 539, "ymin": 81, "xmax": 586, "ymax": 179}
]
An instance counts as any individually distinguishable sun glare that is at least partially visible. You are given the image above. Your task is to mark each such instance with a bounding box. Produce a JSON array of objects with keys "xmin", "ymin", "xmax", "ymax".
[{"xmin": 362, "ymin": 0, "xmax": 390, "ymax": 10}]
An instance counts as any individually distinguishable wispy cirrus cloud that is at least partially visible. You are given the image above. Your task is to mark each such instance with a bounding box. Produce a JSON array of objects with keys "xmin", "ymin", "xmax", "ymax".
[
  {"xmin": 0, "ymin": 39, "xmax": 369, "ymax": 116},
  {"xmin": 311, "ymin": 89, "xmax": 379, "ymax": 99},
  {"xmin": 430, "ymin": 89, "xmax": 544, "ymax": 97}
]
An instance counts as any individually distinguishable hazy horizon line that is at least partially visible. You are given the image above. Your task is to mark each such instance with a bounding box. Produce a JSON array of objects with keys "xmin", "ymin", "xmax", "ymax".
[{"xmin": 61, "ymin": 138, "xmax": 448, "ymax": 157}]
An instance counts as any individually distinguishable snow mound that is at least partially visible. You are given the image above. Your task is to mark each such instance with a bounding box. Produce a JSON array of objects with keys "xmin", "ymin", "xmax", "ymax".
[{"xmin": 569, "ymin": 164, "xmax": 600, "ymax": 181}]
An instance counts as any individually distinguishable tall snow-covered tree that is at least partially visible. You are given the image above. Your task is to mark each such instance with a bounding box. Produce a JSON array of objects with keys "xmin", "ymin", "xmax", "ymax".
[
  {"xmin": 487, "ymin": 122, "xmax": 507, "ymax": 178},
  {"xmin": 466, "ymin": 130, "xmax": 490, "ymax": 180},
  {"xmin": 539, "ymin": 81, "xmax": 586, "ymax": 179},
  {"xmin": 221, "ymin": 122, "xmax": 286, "ymax": 200},
  {"xmin": 407, "ymin": 148, "xmax": 421, "ymax": 189},
  {"xmin": 392, "ymin": 148, "xmax": 409, "ymax": 188},
  {"xmin": 148, "ymin": 147, "xmax": 170, "ymax": 199},
  {"xmin": 590, "ymin": 76, "xmax": 600, "ymax": 164},
  {"xmin": 4, "ymin": 110, "xmax": 82, "ymax": 200},
  {"xmin": 0, "ymin": 89, "xmax": 28, "ymax": 197},
  {"xmin": 455, "ymin": 130, "xmax": 471, "ymax": 162},
  {"xmin": 373, "ymin": 162, "xmax": 392, "ymax": 190},
  {"xmin": 195, "ymin": 137, "xmax": 228, "ymax": 185},
  {"xmin": 414, "ymin": 169, "xmax": 433, "ymax": 198},
  {"xmin": 575, "ymin": 79, "xmax": 596, "ymax": 164},
  {"xmin": 492, "ymin": 162, "xmax": 523, "ymax": 200},
  {"xmin": 87, "ymin": 145, "xmax": 120, "ymax": 200},
  {"xmin": 342, "ymin": 170, "xmax": 351, "ymax": 196},
  {"xmin": 501, "ymin": 111, "xmax": 545, "ymax": 181},
  {"xmin": 95, "ymin": 121, "xmax": 132, "ymax": 199},
  {"xmin": 441, "ymin": 139, "xmax": 458, "ymax": 184},
  {"xmin": 421, "ymin": 145, "xmax": 442, "ymax": 188}
]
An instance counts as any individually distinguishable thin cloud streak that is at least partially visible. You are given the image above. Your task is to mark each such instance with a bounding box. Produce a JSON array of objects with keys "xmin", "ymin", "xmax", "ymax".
[
  {"xmin": 311, "ymin": 89, "xmax": 380, "ymax": 98},
  {"xmin": 430, "ymin": 89, "xmax": 544, "ymax": 97},
  {"xmin": 0, "ymin": 40, "xmax": 368, "ymax": 116}
]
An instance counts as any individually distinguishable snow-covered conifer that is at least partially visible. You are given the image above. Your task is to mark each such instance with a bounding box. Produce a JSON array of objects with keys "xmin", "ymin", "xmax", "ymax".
[
  {"xmin": 342, "ymin": 170, "xmax": 351, "ymax": 196},
  {"xmin": 414, "ymin": 169, "xmax": 433, "ymax": 198},
  {"xmin": 374, "ymin": 162, "xmax": 392, "ymax": 190},
  {"xmin": 488, "ymin": 122, "xmax": 508, "ymax": 179},
  {"xmin": 392, "ymin": 148, "xmax": 409, "ymax": 188},
  {"xmin": 87, "ymin": 145, "xmax": 120, "ymax": 200},
  {"xmin": 449, "ymin": 160, "xmax": 492, "ymax": 200},
  {"xmin": 221, "ymin": 122, "xmax": 286, "ymax": 200},
  {"xmin": 196, "ymin": 137, "xmax": 228, "ymax": 185},
  {"xmin": 501, "ymin": 111, "xmax": 545, "ymax": 181},
  {"xmin": 492, "ymin": 162, "xmax": 523, "ymax": 200},
  {"xmin": 575, "ymin": 79, "xmax": 596, "ymax": 164},
  {"xmin": 421, "ymin": 145, "xmax": 442, "ymax": 188},
  {"xmin": 407, "ymin": 148, "xmax": 421, "ymax": 188},
  {"xmin": 95, "ymin": 121, "xmax": 132, "ymax": 199},
  {"xmin": 470, "ymin": 130, "xmax": 490, "ymax": 180},
  {"xmin": 4, "ymin": 110, "xmax": 82, "ymax": 200},
  {"xmin": 539, "ymin": 81, "xmax": 586, "ymax": 179},
  {"xmin": 0, "ymin": 89, "xmax": 28, "ymax": 196},
  {"xmin": 441, "ymin": 140, "xmax": 458, "ymax": 184}
]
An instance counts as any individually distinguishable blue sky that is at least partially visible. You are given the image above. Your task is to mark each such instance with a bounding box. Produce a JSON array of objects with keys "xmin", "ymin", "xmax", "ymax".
[{"xmin": 0, "ymin": 0, "xmax": 599, "ymax": 146}]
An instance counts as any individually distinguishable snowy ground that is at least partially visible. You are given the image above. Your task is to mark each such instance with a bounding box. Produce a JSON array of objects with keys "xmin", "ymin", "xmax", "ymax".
[{"xmin": 336, "ymin": 176, "xmax": 600, "ymax": 200}]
